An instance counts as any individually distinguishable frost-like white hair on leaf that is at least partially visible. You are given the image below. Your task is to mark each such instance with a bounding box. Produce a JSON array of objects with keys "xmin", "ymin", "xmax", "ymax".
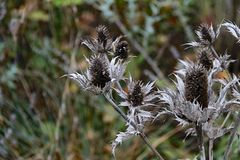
[
  {"xmin": 213, "ymin": 52, "xmax": 235, "ymax": 70},
  {"xmin": 203, "ymin": 122, "xmax": 233, "ymax": 139},
  {"xmin": 158, "ymin": 59, "xmax": 239, "ymax": 139},
  {"xmin": 81, "ymin": 25, "xmax": 113, "ymax": 53},
  {"xmin": 222, "ymin": 22, "xmax": 240, "ymax": 42},
  {"xmin": 65, "ymin": 55, "xmax": 126, "ymax": 94},
  {"xmin": 184, "ymin": 23, "xmax": 221, "ymax": 49},
  {"xmin": 112, "ymin": 77, "xmax": 157, "ymax": 158},
  {"xmin": 111, "ymin": 107, "xmax": 153, "ymax": 158},
  {"xmin": 109, "ymin": 57, "xmax": 128, "ymax": 82},
  {"xmin": 112, "ymin": 124, "xmax": 136, "ymax": 159},
  {"xmin": 116, "ymin": 76, "xmax": 158, "ymax": 108}
]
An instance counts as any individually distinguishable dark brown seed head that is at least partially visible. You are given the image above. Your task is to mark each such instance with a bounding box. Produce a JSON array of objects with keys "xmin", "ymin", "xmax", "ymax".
[
  {"xmin": 128, "ymin": 82, "xmax": 143, "ymax": 107},
  {"xmin": 199, "ymin": 24, "xmax": 213, "ymax": 43},
  {"xmin": 114, "ymin": 41, "xmax": 128, "ymax": 60},
  {"xmin": 185, "ymin": 65, "xmax": 208, "ymax": 108},
  {"xmin": 96, "ymin": 25, "xmax": 110, "ymax": 49},
  {"xmin": 89, "ymin": 57, "xmax": 111, "ymax": 89},
  {"xmin": 197, "ymin": 50, "xmax": 213, "ymax": 70}
]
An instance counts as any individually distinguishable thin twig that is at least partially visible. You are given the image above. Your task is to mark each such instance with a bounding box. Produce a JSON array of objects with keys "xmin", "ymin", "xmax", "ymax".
[
  {"xmin": 210, "ymin": 45, "xmax": 220, "ymax": 60},
  {"xmin": 54, "ymin": 32, "xmax": 81, "ymax": 158},
  {"xmin": 104, "ymin": 93, "xmax": 165, "ymax": 160},
  {"xmin": 221, "ymin": 112, "xmax": 231, "ymax": 128},
  {"xmin": 116, "ymin": 81, "xmax": 124, "ymax": 93},
  {"xmin": 223, "ymin": 112, "xmax": 240, "ymax": 160},
  {"xmin": 137, "ymin": 125, "xmax": 185, "ymax": 160},
  {"xmin": 139, "ymin": 133, "xmax": 164, "ymax": 160},
  {"xmin": 208, "ymin": 139, "xmax": 214, "ymax": 160},
  {"xmin": 144, "ymin": 70, "xmax": 158, "ymax": 82}
]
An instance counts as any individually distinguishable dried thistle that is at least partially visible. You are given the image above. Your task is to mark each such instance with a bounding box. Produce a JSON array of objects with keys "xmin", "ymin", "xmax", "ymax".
[
  {"xmin": 197, "ymin": 49, "xmax": 213, "ymax": 70},
  {"xmin": 185, "ymin": 64, "xmax": 208, "ymax": 108},
  {"xmin": 66, "ymin": 25, "xmax": 164, "ymax": 159},
  {"xmin": 222, "ymin": 22, "xmax": 240, "ymax": 42},
  {"xmin": 88, "ymin": 55, "xmax": 111, "ymax": 89},
  {"xmin": 117, "ymin": 77, "xmax": 158, "ymax": 108},
  {"xmin": 216, "ymin": 52, "xmax": 235, "ymax": 70},
  {"xmin": 158, "ymin": 59, "xmax": 239, "ymax": 137},
  {"xmin": 96, "ymin": 25, "xmax": 111, "ymax": 50},
  {"xmin": 196, "ymin": 24, "xmax": 216, "ymax": 45},
  {"xmin": 112, "ymin": 77, "xmax": 158, "ymax": 156},
  {"xmin": 66, "ymin": 55, "xmax": 126, "ymax": 94},
  {"xmin": 185, "ymin": 23, "xmax": 220, "ymax": 49},
  {"xmin": 82, "ymin": 25, "xmax": 113, "ymax": 53},
  {"xmin": 128, "ymin": 81, "xmax": 144, "ymax": 107},
  {"xmin": 113, "ymin": 40, "xmax": 129, "ymax": 60}
]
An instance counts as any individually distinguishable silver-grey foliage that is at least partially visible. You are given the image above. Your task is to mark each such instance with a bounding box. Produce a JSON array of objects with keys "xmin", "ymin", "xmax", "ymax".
[
  {"xmin": 64, "ymin": 22, "xmax": 240, "ymax": 159},
  {"xmin": 66, "ymin": 55, "xmax": 127, "ymax": 94},
  {"xmin": 159, "ymin": 59, "xmax": 238, "ymax": 136},
  {"xmin": 184, "ymin": 23, "xmax": 221, "ymax": 49},
  {"xmin": 112, "ymin": 77, "xmax": 158, "ymax": 156},
  {"xmin": 65, "ymin": 25, "xmax": 164, "ymax": 159}
]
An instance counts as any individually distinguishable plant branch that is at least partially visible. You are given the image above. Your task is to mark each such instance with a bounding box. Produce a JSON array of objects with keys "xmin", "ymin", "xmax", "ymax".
[
  {"xmin": 210, "ymin": 45, "xmax": 220, "ymax": 60},
  {"xmin": 223, "ymin": 112, "xmax": 240, "ymax": 160},
  {"xmin": 208, "ymin": 139, "xmax": 214, "ymax": 160},
  {"xmin": 195, "ymin": 124, "xmax": 206, "ymax": 160},
  {"xmin": 221, "ymin": 112, "xmax": 231, "ymax": 128},
  {"xmin": 104, "ymin": 93, "xmax": 164, "ymax": 160}
]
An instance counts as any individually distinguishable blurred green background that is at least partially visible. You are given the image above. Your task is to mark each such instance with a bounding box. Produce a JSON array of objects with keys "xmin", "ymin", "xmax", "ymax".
[{"xmin": 1, "ymin": 0, "xmax": 240, "ymax": 159}]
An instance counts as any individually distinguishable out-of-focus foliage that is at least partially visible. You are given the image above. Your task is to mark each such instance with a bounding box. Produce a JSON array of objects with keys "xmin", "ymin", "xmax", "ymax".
[
  {"xmin": 52, "ymin": 0, "xmax": 83, "ymax": 7},
  {"xmin": 1, "ymin": 0, "xmax": 240, "ymax": 159}
]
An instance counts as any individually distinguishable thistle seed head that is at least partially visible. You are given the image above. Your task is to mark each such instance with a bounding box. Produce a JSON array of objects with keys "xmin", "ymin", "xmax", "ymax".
[
  {"xmin": 128, "ymin": 81, "xmax": 144, "ymax": 107},
  {"xmin": 197, "ymin": 49, "xmax": 213, "ymax": 70},
  {"xmin": 89, "ymin": 56, "xmax": 111, "ymax": 89},
  {"xmin": 195, "ymin": 24, "xmax": 216, "ymax": 46},
  {"xmin": 200, "ymin": 25, "xmax": 212, "ymax": 42},
  {"xmin": 96, "ymin": 25, "xmax": 110, "ymax": 49},
  {"xmin": 114, "ymin": 41, "xmax": 128, "ymax": 60},
  {"xmin": 118, "ymin": 77, "xmax": 157, "ymax": 108},
  {"xmin": 185, "ymin": 64, "xmax": 208, "ymax": 108},
  {"xmin": 82, "ymin": 25, "xmax": 112, "ymax": 53}
]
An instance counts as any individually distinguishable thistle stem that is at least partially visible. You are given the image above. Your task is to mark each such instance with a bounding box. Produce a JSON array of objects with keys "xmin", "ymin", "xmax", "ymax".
[
  {"xmin": 223, "ymin": 112, "xmax": 240, "ymax": 160},
  {"xmin": 210, "ymin": 45, "xmax": 220, "ymax": 60},
  {"xmin": 104, "ymin": 93, "xmax": 164, "ymax": 160},
  {"xmin": 195, "ymin": 125, "xmax": 206, "ymax": 160},
  {"xmin": 221, "ymin": 112, "xmax": 231, "ymax": 128},
  {"xmin": 116, "ymin": 81, "xmax": 124, "ymax": 93},
  {"xmin": 208, "ymin": 139, "xmax": 214, "ymax": 160}
]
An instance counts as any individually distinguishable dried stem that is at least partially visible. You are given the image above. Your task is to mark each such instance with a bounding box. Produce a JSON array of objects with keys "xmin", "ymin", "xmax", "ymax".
[
  {"xmin": 221, "ymin": 112, "xmax": 231, "ymax": 128},
  {"xmin": 195, "ymin": 125, "xmax": 206, "ymax": 160},
  {"xmin": 116, "ymin": 81, "xmax": 124, "ymax": 93},
  {"xmin": 104, "ymin": 93, "xmax": 165, "ymax": 160},
  {"xmin": 210, "ymin": 45, "xmax": 220, "ymax": 61},
  {"xmin": 223, "ymin": 112, "xmax": 240, "ymax": 160},
  {"xmin": 208, "ymin": 139, "xmax": 214, "ymax": 160}
]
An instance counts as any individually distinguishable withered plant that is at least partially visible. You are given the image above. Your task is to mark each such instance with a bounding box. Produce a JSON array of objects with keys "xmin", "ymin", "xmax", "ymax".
[{"xmin": 65, "ymin": 22, "xmax": 240, "ymax": 160}]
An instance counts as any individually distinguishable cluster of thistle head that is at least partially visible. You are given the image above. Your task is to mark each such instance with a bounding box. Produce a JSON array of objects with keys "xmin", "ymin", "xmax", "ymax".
[
  {"xmin": 66, "ymin": 22, "xmax": 240, "ymax": 154},
  {"xmin": 160, "ymin": 22, "xmax": 240, "ymax": 140},
  {"xmin": 67, "ymin": 25, "xmax": 129, "ymax": 94},
  {"xmin": 66, "ymin": 25, "xmax": 160, "ymax": 152},
  {"xmin": 67, "ymin": 25, "xmax": 157, "ymax": 108}
]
